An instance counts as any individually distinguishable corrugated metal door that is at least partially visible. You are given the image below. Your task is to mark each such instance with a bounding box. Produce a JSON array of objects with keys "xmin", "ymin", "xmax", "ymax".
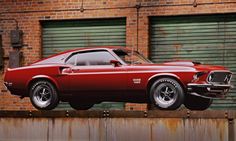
[
  {"xmin": 42, "ymin": 18, "xmax": 126, "ymax": 57},
  {"xmin": 42, "ymin": 18, "xmax": 126, "ymax": 110},
  {"xmin": 150, "ymin": 15, "xmax": 236, "ymax": 109}
]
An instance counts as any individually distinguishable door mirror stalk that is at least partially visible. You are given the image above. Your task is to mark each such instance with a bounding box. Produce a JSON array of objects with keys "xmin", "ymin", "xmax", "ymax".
[{"xmin": 110, "ymin": 60, "xmax": 120, "ymax": 67}]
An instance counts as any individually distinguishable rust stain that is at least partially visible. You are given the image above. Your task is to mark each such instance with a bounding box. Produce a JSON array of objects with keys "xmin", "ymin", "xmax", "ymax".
[
  {"xmin": 158, "ymin": 27, "xmax": 167, "ymax": 37},
  {"xmin": 187, "ymin": 119, "xmax": 227, "ymax": 141},
  {"xmin": 215, "ymin": 119, "xmax": 227, "ymax": 141},
  {"xmin": 149, "ymin": 122, "xmax": 153, "ymax": 141},
  {"xmin": 99, "ymin": 118, "xmax": 105, "ymax": 141},
  {"xmin": 85, "ymin": 32, "xmax": 91, "ymax": 46},
  {"xmin": 68, "ymin": 120, "xmax": 72, "ymax": 141},
  {"xmin": 4, "ymin": 118, "xmax": 24, "ymax": 128},
  {"xmin": 0, "ymin": 118, "xmax": 23, "ymax": 137},
  {"xmin": 52, "ymin": 49, "xmax": 60, "ymax": 53},
  {"xmin": 173, "ymin": 44, "xmax": 182, "ymax": 60},
  {"xmin": 162, "ymin": 118, "xmax": 181, "ymax": 133}
]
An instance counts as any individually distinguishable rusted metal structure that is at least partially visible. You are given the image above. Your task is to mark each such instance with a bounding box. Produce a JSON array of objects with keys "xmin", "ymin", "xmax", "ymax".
[{"xmin": 0, "ymin": 110, "xmax": 235, "ymax": 141}]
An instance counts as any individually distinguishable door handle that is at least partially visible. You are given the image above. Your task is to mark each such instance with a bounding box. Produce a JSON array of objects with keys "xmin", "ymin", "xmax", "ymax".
[{"xmin": 72, "ymin": 69, "xmax": 80, "ymax": 72}]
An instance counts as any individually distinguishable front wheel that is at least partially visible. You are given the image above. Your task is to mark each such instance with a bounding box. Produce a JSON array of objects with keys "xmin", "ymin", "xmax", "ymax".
[
  {"xmin": 29, "ymin": 80, "xmax": 59, "ymax": 110},
  {"xmin": 184, "ymin": 94, "xmax": 212, "ymax": 110},
  {"xmin": 150, "ymin": 78, "xmax": 184, "ymax": 110}
]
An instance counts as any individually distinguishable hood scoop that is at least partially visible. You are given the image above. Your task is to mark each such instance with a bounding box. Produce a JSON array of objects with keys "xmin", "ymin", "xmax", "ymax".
[{"xmin": 162, "ymin": 61, "xmax": 201, "ymax": 66}]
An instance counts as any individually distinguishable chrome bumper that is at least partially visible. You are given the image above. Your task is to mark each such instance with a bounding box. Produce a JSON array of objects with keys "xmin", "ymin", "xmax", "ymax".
[
  {"xmin": 187, "ymin": 83, "xmax": 232, "ymax": 98},
  {"xmin": 4, "ymin": 82, "xmax": 9, "ymax": 90},
  {"xmin": 4, "ymin": 82, "xmax": 12, "ymax": 90}
]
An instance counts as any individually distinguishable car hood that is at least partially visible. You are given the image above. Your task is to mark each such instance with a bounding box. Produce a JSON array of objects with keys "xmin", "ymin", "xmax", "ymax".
[{"xmin": 133, "ymin": 60, "xmax": 228, "ymax": 72}]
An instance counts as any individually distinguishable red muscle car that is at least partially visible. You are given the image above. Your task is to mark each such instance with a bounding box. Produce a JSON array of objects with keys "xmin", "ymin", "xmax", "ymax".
[{"xmin": 4, "ymin": 47, "xmax": 232, "ymax": 110}]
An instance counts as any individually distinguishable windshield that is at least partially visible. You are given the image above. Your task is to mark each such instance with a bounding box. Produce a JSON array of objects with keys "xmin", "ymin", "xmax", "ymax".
[{"xmin": 113, "ymin": 49, "xmax": 152, "ymax": 65}]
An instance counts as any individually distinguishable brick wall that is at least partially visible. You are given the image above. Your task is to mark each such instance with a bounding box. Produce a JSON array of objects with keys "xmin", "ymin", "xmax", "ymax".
[{"xmin": 0, "ymin": 0, "xmax": 236, "ymax": 110}]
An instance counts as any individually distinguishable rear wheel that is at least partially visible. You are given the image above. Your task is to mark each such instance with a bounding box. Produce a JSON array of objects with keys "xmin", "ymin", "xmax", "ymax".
[
  {"xmin": 184, "ymin": 94, "xmax": 212, "ymax": 110},
  {"xmin": 29, "ymin": 80, "xmax": 59, "ymax": 110},
  {"xmin": 69, "ymin": 101, "xmax": 94, "ymax": 110},
  {"xmin": 150, "ymin": 78, "xmax": 184, "ymax": 110}
]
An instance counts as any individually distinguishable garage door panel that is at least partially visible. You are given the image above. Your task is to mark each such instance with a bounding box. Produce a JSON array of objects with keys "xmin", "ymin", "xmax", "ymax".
[
  {"xmin": 43, "ymin": 25, "xmax": 125, "ymax": 30},
  {"xmin": 43, "ymin": 28, "xmax": 125, "ymax": 35},
  {"xmin": 151, "ymin": 45, "xmax": 224, "ymax": 63},
  {"xmin": 42, "ymin": 18, "xmax": 126, "ymax": 57},
  {"xmin": 43, "ymin": 42, "xmax": 125, "ymax": 48},
  {"xmin": 43, "ymin": 38, "xmax": 126, "ymax": 45},
  {"xmin": 43, "ymin": 33, "xmax": 126, "ymax": 39},
  {"xmin": 153, "ymin": 33, "xmax": 229, "ymax": 39},
  {"xmin": 150, "ymin": 15, "xmax": 236, "ymax": 109}
]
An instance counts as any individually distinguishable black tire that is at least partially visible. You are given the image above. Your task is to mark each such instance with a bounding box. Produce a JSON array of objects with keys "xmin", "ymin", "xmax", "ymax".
[
  {"xmin": 184, "ymin": 94, "xmax": 212, "ymax": 110},
  {"xmin": 69, "ymin": 101, "xmax": 94, "ymax": 110},
  {"xmin": 150, "ymin": 78, "xmax": 184, "ymax": 110},
  {"xmin": 29, "ymin": 80, "xmax": 59, "ymax": 110}
]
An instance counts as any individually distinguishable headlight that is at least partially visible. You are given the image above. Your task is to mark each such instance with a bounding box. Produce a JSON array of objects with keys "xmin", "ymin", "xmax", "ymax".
[{"xmin": 208, "ymin": 73, "xmax": 214, "ymax": 82}]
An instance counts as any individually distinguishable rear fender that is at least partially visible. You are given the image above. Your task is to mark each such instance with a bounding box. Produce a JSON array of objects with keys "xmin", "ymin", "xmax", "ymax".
[{"xmin": 27, "ymin": 75, "xmax": 60, "ymax": 92}]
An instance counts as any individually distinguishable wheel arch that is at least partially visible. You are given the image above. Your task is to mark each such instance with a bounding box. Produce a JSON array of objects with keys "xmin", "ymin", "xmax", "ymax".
[
  {"xmin": 147, "ymin": 73, "xmax": 186, "ymax": 95},
  {"xmin": 27, "ymin": 75, "xmax": 60, "ymax": 96}
]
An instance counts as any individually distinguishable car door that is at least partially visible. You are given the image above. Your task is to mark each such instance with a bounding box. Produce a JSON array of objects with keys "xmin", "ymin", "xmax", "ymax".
[{"xmin": 66, "ymin": 50, "xmax": 127, "ymax": 93}]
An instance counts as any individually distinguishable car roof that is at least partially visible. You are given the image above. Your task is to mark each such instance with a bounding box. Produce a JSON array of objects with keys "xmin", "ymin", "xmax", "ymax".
[
  {"xmin": 32, "ymin": 46, "xmax": 130, "ymax": 65},
  {"xmin": 67, "ymin": 46, "xmax": 129, "ymax": 52}
]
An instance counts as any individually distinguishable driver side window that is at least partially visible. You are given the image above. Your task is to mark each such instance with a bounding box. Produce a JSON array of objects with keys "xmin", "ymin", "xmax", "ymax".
[{"xmin": 66, "ymin": 50, "xmax": 116, "ymax": 66}]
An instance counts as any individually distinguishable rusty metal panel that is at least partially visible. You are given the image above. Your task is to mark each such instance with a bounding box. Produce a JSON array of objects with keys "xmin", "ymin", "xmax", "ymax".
[
  {"xmin": 184, "ymin": 119, "xmax": 228, "ymax": 141},
  {"xmin": 47, "ymin": 118, "xmax": 107, "ymax": 141},
  {"xmin": 0, "ymin": 117, "xmax": 230, "ymax": 141},
  {"xmin": 106, "ymin": 118, "xmax": 185, "ymax": 141},
  {"xmin": 150, "ymin": 14, "xmax": 236, "ymax": 109},
  {"xmin": 106, "ymin": 118, "xmax": 153, "ymax": 141},
  {"xmin": 0, "ymin": 118, "xmax": 49, "ymax": 141},
  {"xmin": 151, "ymin": 118, "xmax": 184, "ymax": 141}
]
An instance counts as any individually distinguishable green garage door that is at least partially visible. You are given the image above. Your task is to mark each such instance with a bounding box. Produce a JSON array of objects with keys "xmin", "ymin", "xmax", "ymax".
[
  {"xmin": 150, "ymin": 15, "xmax": 236, "ymax": 109},
  {"xmin": 42, "ymin": 18, "xmax": 126, "ymax": 57},
  {"xmin": 42, "ymin": 18, "xmax": 126, "ymax": 110}
]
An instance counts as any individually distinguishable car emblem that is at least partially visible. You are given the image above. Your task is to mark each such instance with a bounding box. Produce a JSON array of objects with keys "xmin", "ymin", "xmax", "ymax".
[{"xmin": 133, "ymin": 78, "xmax": 141, "ymax": 84}]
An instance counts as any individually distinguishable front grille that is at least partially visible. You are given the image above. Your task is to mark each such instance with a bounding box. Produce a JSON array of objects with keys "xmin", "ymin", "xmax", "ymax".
[{"xmin": 207, "ymin": 71, "xmax": 232, "ymax": 84}]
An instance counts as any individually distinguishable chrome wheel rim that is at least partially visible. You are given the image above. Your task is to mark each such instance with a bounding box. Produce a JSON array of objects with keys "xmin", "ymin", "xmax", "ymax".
[
  {"xmin": 153, "ymin": 83, "xmax": 177, "ymax": 108},
  {"xmin": 33, "ymin": 85, "xmax": 52, "ymax": 108}
]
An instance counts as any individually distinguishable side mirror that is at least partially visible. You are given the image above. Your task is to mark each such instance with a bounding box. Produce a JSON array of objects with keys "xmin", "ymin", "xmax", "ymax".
[{"xmin": 110, "ymin": 60, "xmax": 120, "ymax": 67}]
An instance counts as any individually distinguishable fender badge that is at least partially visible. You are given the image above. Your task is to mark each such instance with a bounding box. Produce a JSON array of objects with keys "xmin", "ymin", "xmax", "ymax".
[{"xmin": 133, "ymin": 78, "xmax": 141, "ymax": 84}]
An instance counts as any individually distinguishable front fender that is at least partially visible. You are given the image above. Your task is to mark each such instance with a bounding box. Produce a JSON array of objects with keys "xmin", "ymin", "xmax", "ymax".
[
  {"xmin": 147, "ymin": 73, "xmax": 185, "ymax": 91},
  {"xmin": 148, "ymin": 73, "xmax": 181, "ymax": 82}
]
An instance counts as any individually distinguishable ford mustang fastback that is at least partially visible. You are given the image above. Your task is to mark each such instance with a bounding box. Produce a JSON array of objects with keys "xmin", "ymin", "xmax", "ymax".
[{"xmin": 4, "ymin": 47, "xmax": 232, "ymax": 110}]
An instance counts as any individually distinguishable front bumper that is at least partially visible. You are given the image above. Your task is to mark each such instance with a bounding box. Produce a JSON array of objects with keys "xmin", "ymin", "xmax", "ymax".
[{"xmin": 187, "ymin": 83, "xmax": 232, "ymax": 98}]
